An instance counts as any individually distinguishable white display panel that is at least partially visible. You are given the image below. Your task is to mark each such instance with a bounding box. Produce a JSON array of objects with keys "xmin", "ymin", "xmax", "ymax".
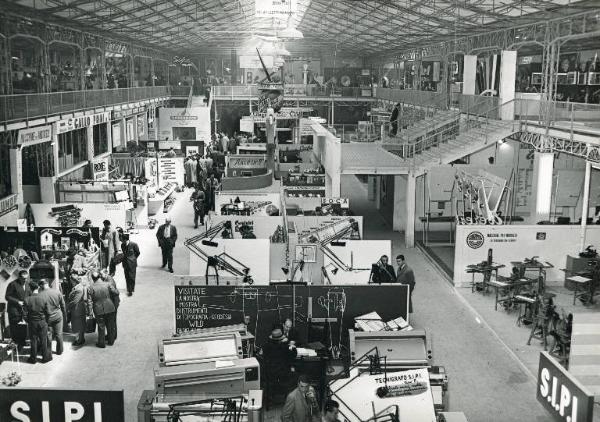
[{"xmin": 188, "ymin": 239, "xmax": 270, "ymax": 284}]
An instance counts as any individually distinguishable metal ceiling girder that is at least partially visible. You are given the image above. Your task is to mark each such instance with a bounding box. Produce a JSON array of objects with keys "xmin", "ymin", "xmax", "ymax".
[{"xmin": 511, "ymin": 131, "xmax": 600, "ymax": 164}]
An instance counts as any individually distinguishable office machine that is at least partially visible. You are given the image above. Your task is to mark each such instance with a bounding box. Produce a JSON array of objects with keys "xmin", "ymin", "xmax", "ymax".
[
  {"xmin": 154, "ymin": 357, "xmax": 260, "ymax": 397},
  {"xmin": 158, "ymin": 332, "xmax": 243, "ymax": 366},
  {"xmin": 347, "ymin": 329, "xmax": 448, "ymax": 415},
  {"xmin": 138, "ymin": 389, "xmax": 264, "ymax": 422}
]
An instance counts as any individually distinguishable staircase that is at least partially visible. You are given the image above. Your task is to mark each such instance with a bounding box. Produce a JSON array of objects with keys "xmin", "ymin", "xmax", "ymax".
[
  {"xmin": 385, "ymin": 115, "xmax": 519, "ymax": 176},
  {"xmin": 382, "ymin": 108, "xmax": 458, "ymax": 144}
]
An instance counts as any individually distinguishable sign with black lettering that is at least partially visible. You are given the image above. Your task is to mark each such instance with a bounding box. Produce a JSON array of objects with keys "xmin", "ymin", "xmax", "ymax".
[
  {"xmin": 0, "ymin": 388, "xmax": 124, "ymax": 422},
  {"xmin": 537, "ymin": 352, "xmax": 594, "ymax": 422},
  {"xmin": 228, "ymin": 155, "xmax": 267, "ymax": 169},
  {"xmin": 18, "ymin": 125, "xmax": 52, "ymax": 145},
  {"xmin": 321, "ymin": 198, "xmax": 349, "ymax": 209},
  {"xmin": 56, "ymin": 112, "xmax": 111, "ymax": 134},
  {"xmin": 92, "ymin": 157, "xmax": 108, "ymax": 181}
]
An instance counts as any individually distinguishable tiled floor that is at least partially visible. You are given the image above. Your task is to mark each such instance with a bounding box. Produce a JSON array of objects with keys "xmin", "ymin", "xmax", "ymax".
[{"xmin": 2, "ymin": 176, "xmax": 596, "ymax": 421}]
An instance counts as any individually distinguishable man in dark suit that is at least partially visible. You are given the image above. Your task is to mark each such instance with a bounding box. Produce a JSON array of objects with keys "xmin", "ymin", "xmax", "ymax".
[
  {"xmin": 5, "ymin": 270, "xmax": 31, "ymax": 351},
  {"xmin": 156, "ymin": 217, "xmax": 177, "ymax": 273},
  {"xmin": 88, "ymin": 271, "xmax": 119, "ymax": 348},
  {"xmin": 120, "ymin": 234, "xmax": 140, "ymax": 296},
  {"xmin": 23, "ymin": 280, "xmax": 52, "ymax": 363},
  {"xmin": 369, "ymin": 255, "xmax": 396, "ymax": 284},
  {"xmin": 396, "ymin": 254, "xmax": 416, "ymax": 313}
]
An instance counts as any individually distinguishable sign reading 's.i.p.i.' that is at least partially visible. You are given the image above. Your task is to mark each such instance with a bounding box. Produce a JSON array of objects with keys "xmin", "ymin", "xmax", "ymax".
[
  {"xmin": 0, "ymin": 388, "xmax": 124, "ymax": 422},
  {"xmin": 537, "ymin": 352, "xmax": 594, "ymax": 422}
]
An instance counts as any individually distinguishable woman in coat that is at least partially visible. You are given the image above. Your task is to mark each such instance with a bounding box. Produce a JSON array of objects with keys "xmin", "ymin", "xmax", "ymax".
[{"xmin": 68, "ymin": 275, "xmax": 90, "ymax": 347}]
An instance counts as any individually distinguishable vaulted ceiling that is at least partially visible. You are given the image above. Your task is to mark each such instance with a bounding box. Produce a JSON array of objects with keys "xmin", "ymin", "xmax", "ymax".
[{"xmin": 3, "ymin": 0, "xmax": 598, "ymax": 56}]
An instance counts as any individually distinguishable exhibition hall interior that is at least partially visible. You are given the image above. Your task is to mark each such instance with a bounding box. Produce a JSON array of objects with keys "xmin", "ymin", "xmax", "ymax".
[{"xmin": 1, "ymin": 0, "xmax": 600, "ymax": 421}]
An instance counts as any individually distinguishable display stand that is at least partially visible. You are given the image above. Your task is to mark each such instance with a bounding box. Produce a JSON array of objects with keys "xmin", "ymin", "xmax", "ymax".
[{"xmin": 148, "ymin": 182, "xmax": 177, "ymax": 216}]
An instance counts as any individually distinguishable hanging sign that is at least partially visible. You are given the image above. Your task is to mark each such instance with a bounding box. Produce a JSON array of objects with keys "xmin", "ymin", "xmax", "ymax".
[
  {"xmin": 0, "ymin": 388, "xmax": 125, "ymax": 422},
  {"xmin": 228, "ymin": 155, "xmax": 267, "ymax": 169},
  {"xmin": 56, "ymin": 112, "xmax": 111, "ymax": 134},
  {"xmin": 321, "ymin": 198, "xmax": 349, "ymax": 209},
  {"xmin": 18, "ymin": 125, "xmax": 52, "ymax": 146},
  {"xmin": 255, "ymin": 0, "xmax": 296, "ymax": 18},
  {"xmin": 92, "ymin": 157, "xmax": 109, "ymax": 181},
  {"xmin": 537, "ymin": 352, "xmax": 594, "ymax": 422}
]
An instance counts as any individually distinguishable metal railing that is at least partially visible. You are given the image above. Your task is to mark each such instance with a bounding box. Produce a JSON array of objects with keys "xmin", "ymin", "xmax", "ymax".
[
  {"xmin": 0, "ymin": 86, "xmax": 171, "ymax": 123},
  {"xmin": 212, "ymin": 85, "xmax": 374, "ymax": 99},
  {"xmin": 388, "ymin": 99, "xmax": 519, "ymax": 163},
  {"xmin": 450, "ymin": 93, "xmax": 500, "ymax": 115},
  {"xmin": 375, "ymin": 88, "xmax": 448, "ymax": 109},
  {"xmin": 514, "ymin": 98, "xmax": 600, "ymax": 127},
  {"xmin": 328, "ymin": 123, "xmax": 377, "ymax": 143}
]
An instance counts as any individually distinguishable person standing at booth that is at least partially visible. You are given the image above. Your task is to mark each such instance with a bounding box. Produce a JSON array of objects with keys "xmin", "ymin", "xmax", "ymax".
[
  {"xmin": 156, "ymin": 217, "xmax": 178, "ymax": 273},
  {"xmin": 120, "ymin": 234, "xmax": 140, "ymax": 296},
  {"xmin": 207, "ymin": 173, "xmax": 221, "ymax": 212},
  {"xmin": 100, "ymin": 220, "xmax": 119, "ymax": 276},
  {"xmin": 369, "ymin": 255, "xmax": 396, "ymax": 284},
  {"xmin": 88, "ymin": 271, "xmax": 118, "ymax": 348},
  {"xmin": 396, "ymin": 254, "xmax": 415, "ymax": 313},
  {"xmin": 40, "ymin": 278, "xmax": 65, "ymax": 356},
  {"xmin": 23, "ymin": 280, "xmax": 52, "ymax": 363},
  {"xmin": 68, "ymin": 275, "xmax": 90, "ymax": 348},
  {"xmin": 5, "ymin": 270, "xmax": 31, "ymax": 351},
  {"xmin": 191, "ymin": 186, "xmax": 206, "ymax": 228}
]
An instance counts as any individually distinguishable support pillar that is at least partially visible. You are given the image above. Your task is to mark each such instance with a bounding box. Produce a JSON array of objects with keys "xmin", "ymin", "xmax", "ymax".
[
  {"xmin": 463, "ymin": 55, "xmax": 477, "ymax": 96},
  {"xmin": 9, "ymin": 148, "xmax": 23, "ymax": 204},
  {"xmin": 393, "ymin": 175, "xmax": 407, "ymax": 232},
  {"xmin": 86, "ymin": 125, "xmax": 94, "ymax": 160},
  {"xmin": 531, "ymin": 151, "xmax": 554, "ymax": 223},
  {"xmin": 375, "ymin": 176, "xmax": 382, "ymax": 211},
  {"xmin": 499, "ymin": 50, "xmax": 517, "ymax": 120},
  {"xmin": 405, "ymin": 172, "xmax": 416, "ymax": 248},
  {"xmin": 580, "ymin": 161, "xmax": 592, "ymax": 251},
  {"xmin": 106, "ymin": 121, "xmax": 113, "ymax": 151}
]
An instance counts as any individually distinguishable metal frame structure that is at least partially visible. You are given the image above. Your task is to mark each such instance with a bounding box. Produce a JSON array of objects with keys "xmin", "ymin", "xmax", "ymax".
[{"xmin": 511, "ymin": 131, "xmax": 600, "ymax": 164}]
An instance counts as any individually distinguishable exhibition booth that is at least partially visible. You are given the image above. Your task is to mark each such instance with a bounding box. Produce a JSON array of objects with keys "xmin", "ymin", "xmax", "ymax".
[{"xmin": 186, "ymin": 191, "xmax": 390, "ymax": 286}]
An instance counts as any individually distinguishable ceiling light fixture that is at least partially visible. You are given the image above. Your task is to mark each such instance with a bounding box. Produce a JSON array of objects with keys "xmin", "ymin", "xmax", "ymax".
[{"xmin": 278, "ymin": 18, "xmax": 303, "ymax": 39}]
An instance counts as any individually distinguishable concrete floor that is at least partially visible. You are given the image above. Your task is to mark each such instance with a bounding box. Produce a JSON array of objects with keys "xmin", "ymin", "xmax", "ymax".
[{"xmin": 0, "ymin": 175, "xmax": 586, "ymax": 422}]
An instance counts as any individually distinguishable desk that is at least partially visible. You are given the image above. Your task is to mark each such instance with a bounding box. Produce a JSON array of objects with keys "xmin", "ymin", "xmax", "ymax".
[
  {"xmin": 510, "ymin": 260, "xmax": 553, "ymax": 294},
  {"xmin": 566, "ymin": 275, "xmax": 593, "ymax": 305},
  {"xmin": 466, "ymin": 262, "xmax": 505, "ymax": 293},
  {"xmin": 487, "ymin": 278, "xmax": 536, "ymax": 311}
]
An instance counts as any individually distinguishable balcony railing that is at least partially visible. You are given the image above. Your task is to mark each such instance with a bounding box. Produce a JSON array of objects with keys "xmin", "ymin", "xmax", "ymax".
[
  {"xmin": 376, "ymin": 88, "xmax": 448, "ymax": 109},
  {"xmin": 0, "ymin": 86, "xmax": 171, "ymax": 124},
  {"xmin": 212, "ymin": 85, "xmax": 374, "ymax": 99}
]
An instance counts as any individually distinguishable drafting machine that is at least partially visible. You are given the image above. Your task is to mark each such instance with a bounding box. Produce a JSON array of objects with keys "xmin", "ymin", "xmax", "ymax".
[{"xmin": 184, "ymin": 221, "xmax": 253, "ymax": 284}]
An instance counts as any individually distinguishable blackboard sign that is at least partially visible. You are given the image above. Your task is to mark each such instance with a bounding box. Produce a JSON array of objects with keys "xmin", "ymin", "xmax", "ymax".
[
  {"xmin": 174, "ymin": 285, "xmax": 409, "ymax": 348},
  {"xmin": 0, "ymin": 388, "xmax": 124, "ymax": 422}
]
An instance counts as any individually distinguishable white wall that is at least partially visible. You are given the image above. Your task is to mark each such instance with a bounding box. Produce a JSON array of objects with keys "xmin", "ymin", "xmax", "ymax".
[
  {"xmin": 0, "ymin": 209, "xmax": 18, "ymax": 226},
  {"xmin": 310, "ymin": 121, "xmax": 341, "ymax": 197},
  {"xmin": 453, "ymin": 225, "xmax": 600, "ymax": 287}
]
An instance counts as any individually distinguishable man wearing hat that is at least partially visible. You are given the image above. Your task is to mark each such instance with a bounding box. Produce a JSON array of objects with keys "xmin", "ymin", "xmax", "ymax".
[
  {"xmin": 156, "ymin": 217, "xmax": 178, "ymax": 273},
  {"xmin": 260, "ymin": 325, "xmax": 298, "ymax": 405}
]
